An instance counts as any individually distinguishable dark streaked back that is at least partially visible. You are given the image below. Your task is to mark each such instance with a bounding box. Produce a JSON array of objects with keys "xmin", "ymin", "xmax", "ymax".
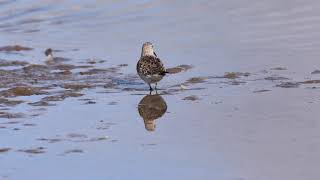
[{"xmin": 137, "ymin": 55, "xmax": 166, "ymax": 76}]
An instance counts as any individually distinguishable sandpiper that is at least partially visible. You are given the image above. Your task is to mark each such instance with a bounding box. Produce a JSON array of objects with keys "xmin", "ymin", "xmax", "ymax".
[
  {"xmin": 45, "ymin": 48, "xmax": 54, "ymax": 62},
  {"xmin": 136, "ymin": 42, "xmax": 167, "ymax": 91},
  {"xmin": 44, "ymin": 48, "xmax": 69, "ymax": 64}
]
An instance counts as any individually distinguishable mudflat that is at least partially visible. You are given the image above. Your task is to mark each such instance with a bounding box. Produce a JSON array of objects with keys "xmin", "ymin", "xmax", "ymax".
[{"xmin": 1, "ymin": 1, "xmax": 320, "ymax": 180}]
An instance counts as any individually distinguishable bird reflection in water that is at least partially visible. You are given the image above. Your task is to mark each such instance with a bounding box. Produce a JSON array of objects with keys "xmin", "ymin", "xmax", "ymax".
[{"xmin": 138, "ymin": 94, "xmax": 167, "ymax": 131}]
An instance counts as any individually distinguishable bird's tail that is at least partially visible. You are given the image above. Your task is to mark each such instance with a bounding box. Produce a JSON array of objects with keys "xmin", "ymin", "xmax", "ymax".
[{"xmin": 160, "ymin": 70, "xmax": 169, "ymax": 76}]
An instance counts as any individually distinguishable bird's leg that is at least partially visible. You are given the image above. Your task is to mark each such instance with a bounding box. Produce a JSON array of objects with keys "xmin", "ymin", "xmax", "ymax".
[{"xmin": 155, "ymin": 83, "xmax": 158, "ymax": 94}]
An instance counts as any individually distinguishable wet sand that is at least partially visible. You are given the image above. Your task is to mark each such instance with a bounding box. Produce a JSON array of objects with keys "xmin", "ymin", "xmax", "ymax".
[{"xmin": 1, "ymin": 0, "xmax": 320, "ymax": 180}]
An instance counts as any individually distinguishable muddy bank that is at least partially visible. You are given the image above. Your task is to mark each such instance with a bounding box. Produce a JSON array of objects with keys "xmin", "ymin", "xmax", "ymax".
[
  {"xmin": 0, "ymin": 57, "xmax": 316, "ymax": 121},
  {"xmin": 0, "ymin": 45, "xmax": 32, "ymax": 52}
]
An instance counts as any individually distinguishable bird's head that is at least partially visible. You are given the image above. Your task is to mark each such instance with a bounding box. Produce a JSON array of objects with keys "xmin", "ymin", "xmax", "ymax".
[
  {"xmin": 44, "ymin": 48, "xmax": 53, "ymax": 57},
  {"xmin": 141, "ymin": 42, "xmax": 157, "ymax": 57}
]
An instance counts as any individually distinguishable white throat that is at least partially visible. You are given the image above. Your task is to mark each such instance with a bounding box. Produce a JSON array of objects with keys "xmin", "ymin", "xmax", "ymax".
[
  {"xmin": 141, "ymin": 48, "xmax": 156, "ymax": 57},
  {"xmin": 47, "ymin": 54, "xmax": 54, "ymax": 61}
]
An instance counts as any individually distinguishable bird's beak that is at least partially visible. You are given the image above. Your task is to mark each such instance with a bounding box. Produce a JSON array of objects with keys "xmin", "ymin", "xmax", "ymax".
[{"xmin": 153, "ymin": 52, "xmax": 157, "ymax": 57}]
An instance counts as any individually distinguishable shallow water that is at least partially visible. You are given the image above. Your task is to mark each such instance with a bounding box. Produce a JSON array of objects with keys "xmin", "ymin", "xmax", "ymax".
[{"xmin": 1, "ymin": 1, "xmax": 320, "ymax": 180}]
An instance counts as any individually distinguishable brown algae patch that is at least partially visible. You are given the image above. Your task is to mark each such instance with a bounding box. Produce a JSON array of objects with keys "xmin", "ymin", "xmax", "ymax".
[
  {"xmin": 276, "ymin": 82, "xmax": 300, "ymax": 88},
  {"xmin": 85, "ymin": 59, "xmax": 107, "ymax": 64},
  {"xmin": 118, "ymin": 64, "xmax": 128, "ymax": 67},
  {"xmin": 66, "ymin": 133, "xmax": 108, "ymax": 142},
  {"xmin": 185, "ymin": 77, "xmax": 209, "ymax": 84},
  {"xmin": 79, "ymin": 67, "xmax": 120, "ymax": 75},
  {"xmin": 228, "ymin": 81, "xmax": 246, "ymax": 85},
  {"xmin": 264, "ymin": 76, "xmax": 289, "ymax": 81},
  {"xmin": 0, "ymin": 112, "xmax": 25, "ymax": 118},
  {"xmin": 0, "ymin": 87, "xmax": 48, "ymax": 97},
  {"xmin": 122, "ymin": 87, "xmax": 145, "ymax": 92},
  {"xmin": 0, "ymin": 50, "xmax": 128, "ymax": 118},
  {"xmin": 18, "ymin": 147, "xmax": 46, "ymax": 154},
  {"xmin": 218, "ymin": 72, "xmax": 250, "ymax": 79},
  {"xmin": 311, "ymin": 70, "xmax": 320, "ymax": 74},
  {"xmin": 41, "ymin": 91, "xmax": 83, "ymax": 102},
  {"xmin": 1, "ymin": 120, "xmax": 21, "ymax": 124},
  {"xmin": 86, "ymin": 60, "xmax": 98, "ymax": 64},
  {"xmin": 103, "ymin": 82, "xmax": 117, "ymax": 89},
  {"xmin": 64, "ymin": 149, "xmax": 84, "ymax": 154},
  {"xmin": 96, "ymin": 122, "xmax": 116, "ymax": 130},
  {"xmin": 28, "ymin": 101, "xmax": 56, "ymax": 107},
  {"xmin": 23, "ymin": 64, "xmax": 49, "ymax": 72},
  {"xmin": 84, "ymin": 101, "xmax": 96, "ymax": 105},
  {"xmin": 253, "ymin": 89, "xmax": 271, "ymax": 93},
  {"xmin": 0, "ymin": 148, "xmax": 11, "ymax": 153},
  {"xmin": 67, "ymin": 133, "xmax": 88, "ymax": 139},
  {"xmin": 108, "ymin": 101, "xmax": 118, "ymax": 105},
  {"xmin": 182, "ymin": 95, "xmax": 200, "ymax": 101},
  {"xmin": 0, "ymin": 45, "xmax": 33, "ymax": 52},
  {"xmin": 88, "ymin": 136, "xmax": 109, "ymax": 142},
  {"xmin": 53, "ymin": 70, "xmax": 72, "ymax": 76},
  {"xmin": 23, "ymin": 123, "xmax": 36, "ymax": 127},
  {"xmin": 37, "ymin": 138, "xmax": 63, "ymax": 143},
  {"xmin": 37, "ymin": 134, "xmax": 109, "ymax": 144},
  {"xmin": 53, "ymin": 64, "xmax": 77, "ymax": 71},
  {"xmin": 0, "ymin": 98, "xmax": 24, "ymax": 106},
  {"xmin": 166, "ymin": 64, "xmax": 193, "ymax": 74},
  {"xmin": 299, "ymin": 80, "xmax": 320, "ymax": 84},
  {"xmin": 63, "ymin": 83, "xmax": 94, "ymax": 90},
  {"xmin": 270, "ymin": 67, "xmax": 287, "ymax": 70},
  {"xmin": 0, "ymin": 60, "xmax": 29, "ymax": 67}
]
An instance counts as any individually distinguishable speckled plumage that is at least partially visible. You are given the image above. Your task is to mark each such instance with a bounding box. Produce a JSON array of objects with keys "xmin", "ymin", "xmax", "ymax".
[
  {"xmin": 137, "ymin": 42, "xmax": 166, "ymax": 91},
  {"xmin": 137, "ymin": 56, "xmax": 166, "ymax": 78}
]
